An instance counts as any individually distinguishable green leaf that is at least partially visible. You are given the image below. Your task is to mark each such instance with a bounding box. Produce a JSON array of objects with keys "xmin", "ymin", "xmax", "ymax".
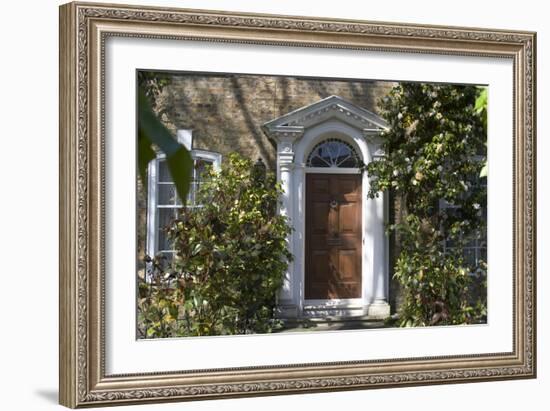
[
  {"xmin": 474, "ymin": 87, "xmax": 488, "ymax": 113},
  {"xmin": 475, "ymin": 87, "xmax": 488, "ymax": 131},
  {"xmin": 192, "ymin": 243, "xmax": 203, "ymax": 256},
  {"xmin": 479, "ymin": 163, "xmax": 488, "ymax": 178},
  {"xmin": 137, "ymin": 87, "xmax": 193, "ymax": 203},
  {"xmin": 137, "ymin": 129, "xmax": 156, "ymax": 187}
]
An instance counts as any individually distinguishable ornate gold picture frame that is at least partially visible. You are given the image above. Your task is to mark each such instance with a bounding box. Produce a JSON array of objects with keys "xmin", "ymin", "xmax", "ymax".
[{"xmin": 59, "ymin": 1, "xmax": 536, "ymax": 408}]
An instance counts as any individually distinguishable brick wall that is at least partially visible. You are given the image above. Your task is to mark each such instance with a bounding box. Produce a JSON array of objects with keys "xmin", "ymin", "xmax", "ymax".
[
  {"xmin": 139, "ymin": 72, "xmax": 401, "ymax": 313},
  {"xmin": 155, "ymin": 72, "xmax": 395, "ymax": 169}
]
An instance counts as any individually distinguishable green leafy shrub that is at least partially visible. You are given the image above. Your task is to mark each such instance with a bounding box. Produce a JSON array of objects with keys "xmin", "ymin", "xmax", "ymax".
[
  {"xmin": 137, "ymin": 267, "xmax": 186, "ymax": 338},
  {"xmin": 138, "ymin": 153, "xmax": 292, "ymax": 337},
  {"xmin": 367, "ymin": 83, "xmax": 487, "ymax": 327}
]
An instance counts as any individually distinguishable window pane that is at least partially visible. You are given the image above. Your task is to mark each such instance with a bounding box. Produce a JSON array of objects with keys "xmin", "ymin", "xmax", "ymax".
[
  {"xmin": 463, "ymin": 248, "xmax": 476, "ymax": 266},
  {"xmin": 338, "ymin": 156, "xmax": 359, "ymax": 167},
  {"xmin": 188, "ymin": 158, "xmax": 214, "ymax": 206},
  {"xmin": 189, "ymin": 181, "xmax": 202, "ymax": 206},
  {"xmin": 194, "ymin": 159, "xmax": 213, "ymax": 181},
  {"xmin": 158, "ymin": 251, "xmax": 174, "ymax": 266},
  {"xmin": 150, "ymin": 154, "xmax": 220, "ymax": 261},
  {"xmin": 157, "ymin": 208, "xmax": 178, "ymax": 251},
  {"xmin": 306, "ymin": 138, "xmax": 360, "ymax": 168},
  {"xmin": 158, "ymin": 159, "xmax": 171, "ymax": 182},
  {"xmin": 158, "ymin": 183, "xmax": 177, "ymax": 206},
  {"xmin": 309, "ymin": 154, "xmax": 331, "ymax": 167}
]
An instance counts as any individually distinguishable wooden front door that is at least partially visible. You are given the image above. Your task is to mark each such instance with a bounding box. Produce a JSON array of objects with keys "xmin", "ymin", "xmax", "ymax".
[{"xmin": 305, "ymin": 173, "xmax": 362, "ymax": 299}]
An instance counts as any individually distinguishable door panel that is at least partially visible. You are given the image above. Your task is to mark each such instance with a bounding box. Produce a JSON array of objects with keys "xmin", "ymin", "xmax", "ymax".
[
  {"xmin": 339, "ymin": 203, "xmax": 357, "ymax": 233},
  {"xmin": 338, "ymin": 249, "xmax": 357, "ymax": 281},
  {"xmin": 305, "ymin": 173, "xmax": 362, "ymax": 299},
  {"xmin": 311, "ymin": 250, "xmax": 330, "ymax": 282},
  {"xmin": 311, "ymin": 202, "xmax": 329, "ymax": 233},
  {"xmin": 311, "ymin": 176, "xmax": 330, "ymax": 193}
]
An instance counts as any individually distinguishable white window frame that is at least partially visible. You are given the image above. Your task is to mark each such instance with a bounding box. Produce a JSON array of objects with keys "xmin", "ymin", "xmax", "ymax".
[{"xmin": 145, "ymin": 140, "xmax": 221, "ymax": 279}]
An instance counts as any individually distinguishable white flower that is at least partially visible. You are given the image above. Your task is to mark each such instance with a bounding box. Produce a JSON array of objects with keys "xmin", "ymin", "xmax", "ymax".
[
  {"xmin": 393, "ymin": 169, "xmax": 399, "ymax": 176},
  {"xmin": 473, "ymin": 203, "xmax": 481, "ymax": 210},
  {"xmin": 397, "ymin": 112, "xmax": 403, "ymax": 120}
]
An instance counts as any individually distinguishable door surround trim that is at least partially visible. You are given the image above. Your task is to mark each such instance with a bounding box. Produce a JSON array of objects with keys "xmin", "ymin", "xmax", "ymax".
[{"xmin": 262, "ymin": 96, "xmax": 391, "ymax": 319}]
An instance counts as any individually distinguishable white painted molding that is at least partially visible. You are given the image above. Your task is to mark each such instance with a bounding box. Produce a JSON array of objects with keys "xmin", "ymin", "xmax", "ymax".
[
  {"xmin": 176, "ymin": 129, "xmax": 193, "ymax": 150},
  {"xmin": 262, "ymin": 95, "xmax": 389, "ymax": 132},
  {"xmin": 263, "ymin": 96, "xmax": 390, "ymax": 319}
]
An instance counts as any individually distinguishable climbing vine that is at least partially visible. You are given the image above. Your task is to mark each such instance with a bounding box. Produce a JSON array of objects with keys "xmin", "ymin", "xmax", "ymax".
[{"xmin": 367, "ymin": 83, "xmax": 487, "ymax": 326}]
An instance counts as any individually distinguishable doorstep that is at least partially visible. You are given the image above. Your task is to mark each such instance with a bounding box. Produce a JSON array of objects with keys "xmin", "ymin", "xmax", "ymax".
[{"xmin": 273, "ymin": 316, "xmax": 394, "ymax": 333}]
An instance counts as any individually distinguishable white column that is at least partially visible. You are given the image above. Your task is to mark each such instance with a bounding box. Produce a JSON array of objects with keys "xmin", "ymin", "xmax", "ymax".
[
  {"xmin": 269, "ymin": 129, "xmax": 304, "ymax": 318},
  {"xmin": 367, "ymin": 193, "xmax": 390, "ymax": 318},
  {"xmin": 292, "ymin": 163, "xmax": 305, "ymax": 315},
  {"xmin": 277, "ymin": 144, "xmax": 295, "ymax": 305},
  {"xmin": 366, "ymin": 141, "xmax": 391, "ymax": 319}
]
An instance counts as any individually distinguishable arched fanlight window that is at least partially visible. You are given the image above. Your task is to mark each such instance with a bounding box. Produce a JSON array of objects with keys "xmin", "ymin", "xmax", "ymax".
[{"xmin": 306, "ymin": 138, "xmax": 361, "ymax": 168}]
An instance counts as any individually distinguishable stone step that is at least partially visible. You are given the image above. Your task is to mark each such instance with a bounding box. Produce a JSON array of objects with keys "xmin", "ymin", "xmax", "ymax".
[{"xmin": 273, "ymin": 317, "xmax": 394, "ymax": 333}]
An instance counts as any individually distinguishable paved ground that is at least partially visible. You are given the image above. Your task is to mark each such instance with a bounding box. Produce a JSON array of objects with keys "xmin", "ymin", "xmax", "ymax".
[{"xmin": 273, "ymin": 317, "xmax": 393, "ymax": 333}]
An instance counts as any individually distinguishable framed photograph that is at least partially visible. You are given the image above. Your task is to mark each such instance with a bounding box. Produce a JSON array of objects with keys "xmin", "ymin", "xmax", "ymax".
[{"xmin": 59, "ymin": 1, "xmax": 536, "ymax": 408}]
